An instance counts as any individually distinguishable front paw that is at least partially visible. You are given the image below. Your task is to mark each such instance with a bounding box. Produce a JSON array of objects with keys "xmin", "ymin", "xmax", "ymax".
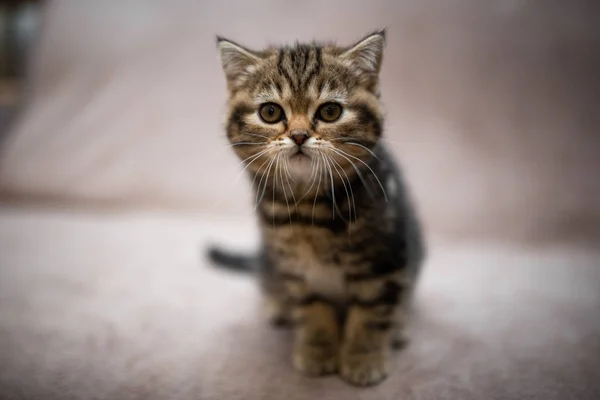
[
  {"xmin": 292, "ymin": 342, "xmax": 338, "ymax": 376},
  {"xmin": 340, "ymin": 348, "xmax": 388, "ymax": 386}
]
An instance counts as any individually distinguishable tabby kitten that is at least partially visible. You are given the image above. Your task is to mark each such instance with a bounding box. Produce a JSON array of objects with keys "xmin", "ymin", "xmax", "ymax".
[{"xmin": 209, "ymin": 30, "xmax": 425, "ymax": 387}]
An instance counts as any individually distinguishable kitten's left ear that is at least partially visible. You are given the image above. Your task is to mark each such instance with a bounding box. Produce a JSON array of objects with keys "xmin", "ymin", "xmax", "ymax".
[
  {"xmin": 216, "ymin": 36, "xmax": 262, "ymax": 88},
  {"xmin": 340, "ymin": 30, "xmax": 386, "ymax": 76}
]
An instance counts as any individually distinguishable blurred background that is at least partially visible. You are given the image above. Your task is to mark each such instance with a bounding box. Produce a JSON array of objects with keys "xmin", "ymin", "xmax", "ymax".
[
  {"xmin": 0, "ymin": 1, "xmax": 599, "ymax": 399},
  {"xmin": 0, "ymin": 0, "xmax": 598, "ymax": 243}
]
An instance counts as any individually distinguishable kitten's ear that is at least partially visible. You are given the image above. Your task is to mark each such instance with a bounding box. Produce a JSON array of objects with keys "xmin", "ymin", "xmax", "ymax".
[
  {"xmin": 216, "ymin": 36, "xmax": 262, "ymax": 87},
  {"xmin": 339, "ymin": 30, "xmax": 386, "ymax": 76}
]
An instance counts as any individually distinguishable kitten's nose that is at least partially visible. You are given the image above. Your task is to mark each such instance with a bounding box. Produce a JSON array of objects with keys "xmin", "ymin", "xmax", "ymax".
[{"xmin": 289, "ymin": 130, "xmax": 309, "ymax": 146}]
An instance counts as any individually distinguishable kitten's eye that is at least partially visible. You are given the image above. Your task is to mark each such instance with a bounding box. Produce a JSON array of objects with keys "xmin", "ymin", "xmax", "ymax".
[
  {"xmin": 316, "ymin": 103, "xmax": 343, "ymax": 123},
  {"xmin": 259, "ymin": 103, "xmax": 285, "ymax": 124}
]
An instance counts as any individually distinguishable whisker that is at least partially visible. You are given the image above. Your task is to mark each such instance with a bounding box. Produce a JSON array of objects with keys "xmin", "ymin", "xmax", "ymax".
[
  {"xmin": 252, "ymin": 156, "xmax": 274, "ymax": 209},
  {"xmin": 282, "ymin": 156, "xmax": 297, "ymax": 208},
  {"xmin": 325, "ymin": 154, "xmax": 352, "ymax": 224},
  {"xmin": 328, "ymin": 138, "xmax": 379, "ymax": 159},
  {"xmin": 329, "ymin": 137, "xmax": 373, "ymax": 145},
  {"xmin": 207, "ymin": 149, "xmax": 269, "ymax": 214},
  {"xmin": 379, "ymin": 138, "xmax": 403, "ymax": 146},
  {"xmin": 256, "ymin": 153, "xmax": 277, "ymax": 207},
  {"xmin": 277, "ymin": 153, "xmax": 293, "ymax": 223},
  {"xmin": 296, "ymin": 157, "xmax": 317, "ymax": 204},
  {"xmin": 243, "ymin": 133, "xmax": 272, "ymax": 141},
  {"xmin": 329, "ymin": 137, "xmax": 361, "ymax": 142},
  {"xmin": 235, "ymin": 148, "xmax": 272, "ymax": 183},
  {"xmin": 343, "ymin": 142, "xmax": 379, "ymax": 159},
  {"xmin": 297, "ymin": 156, "xmax": 318, "ymax": 203},
  {"xmin": 330, "ymin": 147, "xmax": 388, "ymax": 202},
  {"xmin": 282, "ymin": 154, "xmax": 296, "ymax": 185},
  {"xmin": 225, "ymin": 141, "xmax": 268, "ymax": 149},
  {"xmin": 236, "ymin": 147, "xmax": 270, "ymax": 170},
  {"xmin": 312, "ymin": 153, "xmax": 324, "ymax": 224},
  {"xmin": 236, "ymin": 148, "xmax": 270, "ymax": 165},
  {"xmin": 329, "ymin": 154, "xmax": 356, "ymax": 225},
  {"xmin": 272, "ymin": 153, "xmax": 278, "ymax": 226},
  {"xmin": 320, "ymin": 152, "xmax": 336, "ymax": 219},
  {"xmin": 254, "ymin": 158, "xmax": 270, "ymax": 208},
  {"xmin": 327, "ymin": 147, "xmax": 374, "ymax": 199}
]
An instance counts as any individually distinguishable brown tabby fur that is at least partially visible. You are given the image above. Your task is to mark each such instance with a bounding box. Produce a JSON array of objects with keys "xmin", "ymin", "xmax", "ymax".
[{"xmin": 210, "ymin": 30, "xmax": 425, "ymax": 386}]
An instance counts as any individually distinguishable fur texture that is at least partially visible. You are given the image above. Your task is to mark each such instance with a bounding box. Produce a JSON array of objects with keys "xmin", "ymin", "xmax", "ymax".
[{"xmin": 209, "ymin": 30, "xmax": 425, "ymax": 386}]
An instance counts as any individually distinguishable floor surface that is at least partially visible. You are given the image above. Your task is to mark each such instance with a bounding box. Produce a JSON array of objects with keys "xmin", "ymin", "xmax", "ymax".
[{"xmin": 1, "ymin": 207, "xmax": 599, "ymax": 399}]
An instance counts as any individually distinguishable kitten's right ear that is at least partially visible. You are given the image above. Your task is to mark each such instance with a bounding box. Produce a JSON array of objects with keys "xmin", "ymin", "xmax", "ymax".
[{"xmin": 216, "ymin": 36, "xmax": 261, "ymax": 87}]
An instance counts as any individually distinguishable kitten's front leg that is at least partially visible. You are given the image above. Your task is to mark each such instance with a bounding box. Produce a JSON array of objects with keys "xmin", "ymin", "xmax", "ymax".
[
  {"xmin": 341, "ymin": 279, "xmax": 404, "ymax": 386},
  {"xmin": 292, "ymin": 299, "xmax": 339, "ymax": 376},
  {"xmin": 285, "ymin": 279, "xmax": 340, "ymax": 376}
]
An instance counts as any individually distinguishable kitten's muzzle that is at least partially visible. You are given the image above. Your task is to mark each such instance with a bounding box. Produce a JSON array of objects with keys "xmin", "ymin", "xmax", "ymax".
[{"xmin": 289, "ymin": 130, "xmax": 309, "ymax": 146}]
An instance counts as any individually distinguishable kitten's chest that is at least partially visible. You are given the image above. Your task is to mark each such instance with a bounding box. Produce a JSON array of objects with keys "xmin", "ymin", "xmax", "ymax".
[
  {"xmin": 267, "ymin": 227, "xmax": 346, "ymax": 300},
  {"xmin": 302, "ymin": 255, "xmax": 345, "ymax": 301}
]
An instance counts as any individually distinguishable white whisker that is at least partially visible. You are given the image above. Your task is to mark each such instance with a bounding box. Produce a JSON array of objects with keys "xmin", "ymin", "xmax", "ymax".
[
  {"xmin": 326, "ymin": 147, "xmax": 374, "ymax": 199},
  {"xmin": 343, "ymin": 142, "xmax": 379, "ymax": 159},
  {"xmin": 312, "ymin": 154, "xmax": 324, "ymax": 224},
  {"xmin": 225, "ymin": 141, "xmax": 268, "ymax": 149},
  {"xmin": 235, "ymin": 148, "xmax": 272, "ymax": 183},
  {"xmin": 324, "ymin": 154, "xmax": 350, "ymax": 223},
  {"xmin": 256, "ymin": 152, "xmax": 277, "ymax": 207},
  {"xmin": 277, "ymin": 153, "xmax": 292, "ymax": 223},
  {"xmin": 252, "ymin": 156, "xmax": 274, "ymax": 209},
  {"xmin": 271, "ymin": 153, "xmax": 277, "ymax": 226},
  {"xmin": 297, "ymin": 156, "xmax": 318, "ymax": 203},
  {"xmin": 329, "ymin": 154, "xmax": 356, "ymax": 225},
  {"xmin": 330, "ymin": 147, "xmax": 388, "ymax": 202},
  {"xmin": 243, "ymin": 133, "xmax": 272, "ymax": 141},
  {"xmin": 282, "ymin": 155, "xmax": 296, "ymax": 185},
  {"xmin": 282, "ymin": 156, "xmax": 297, "ymax": 207},
  {"xmin": 320, "ymin": 152, "xmax": 336, "ymax": 219}
]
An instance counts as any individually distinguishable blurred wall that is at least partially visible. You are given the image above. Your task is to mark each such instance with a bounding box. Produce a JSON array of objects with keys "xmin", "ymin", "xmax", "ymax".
[{"xmin": 0, "ymin": 0, "xmax": 598, "ymax": 243}]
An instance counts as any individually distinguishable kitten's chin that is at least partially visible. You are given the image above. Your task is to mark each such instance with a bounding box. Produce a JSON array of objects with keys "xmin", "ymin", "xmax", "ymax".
[{"xmin": 287, "ymin": 153, "xmax": 313, "ymax": 182}]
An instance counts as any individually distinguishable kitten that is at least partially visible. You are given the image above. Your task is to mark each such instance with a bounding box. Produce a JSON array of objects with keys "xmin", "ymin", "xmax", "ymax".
[{"xmin": 208, "ymin": 30, "xmax": 425, "ymax": 386}]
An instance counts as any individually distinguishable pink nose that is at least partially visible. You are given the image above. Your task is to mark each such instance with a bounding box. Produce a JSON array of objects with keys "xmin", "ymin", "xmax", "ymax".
[{"xmin": 290, "ymin": 130, "xmax": 309, "ymax": 146}]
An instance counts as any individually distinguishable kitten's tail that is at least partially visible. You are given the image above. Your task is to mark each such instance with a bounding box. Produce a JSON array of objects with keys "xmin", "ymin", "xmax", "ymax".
[{"xmin": 206, "ymin": 245, "xmax": 256, "ymax": 273}]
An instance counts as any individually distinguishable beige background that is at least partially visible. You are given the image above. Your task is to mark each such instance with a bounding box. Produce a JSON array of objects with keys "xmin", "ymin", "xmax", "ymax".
[
  {"xmin": 0, "ymin": 1, "xmax": 599, "ymax": 399},
  {"xmin": 1, "ymin": 0, "xmax": 598, "ymax": 242}
]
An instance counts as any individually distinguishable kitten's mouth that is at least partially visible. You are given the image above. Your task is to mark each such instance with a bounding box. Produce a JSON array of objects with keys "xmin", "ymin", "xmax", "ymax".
[{"xmin": 290, "ymin": 148, "xmax": 309, "ymax": 160}]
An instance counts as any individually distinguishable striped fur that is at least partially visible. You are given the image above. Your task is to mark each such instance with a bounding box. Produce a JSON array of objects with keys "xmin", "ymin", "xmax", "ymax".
[{"xmin": 210, "ymin": 30, "xmax": 425, "ymax": 387}]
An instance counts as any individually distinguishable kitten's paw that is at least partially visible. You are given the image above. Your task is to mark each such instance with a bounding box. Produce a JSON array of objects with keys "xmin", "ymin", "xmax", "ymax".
[
  {"xmin": 292, "ymin": 344, "xmax": 338, "ymax": 376},
  {"xmin": 340, "ymin": 351, "xmax": 388, "ymax": 386}
]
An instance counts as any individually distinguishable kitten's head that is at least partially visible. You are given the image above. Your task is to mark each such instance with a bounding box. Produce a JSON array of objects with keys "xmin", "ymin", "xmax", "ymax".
[{"xmin": 216, "ymin": 31, "xmax": 385, "ymax": 186}]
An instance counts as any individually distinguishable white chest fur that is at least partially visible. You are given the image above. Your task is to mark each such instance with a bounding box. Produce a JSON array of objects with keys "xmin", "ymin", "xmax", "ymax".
[
  {"xmin": 304, "ymin": 262, "xmax": 345, "ymax": 301},
  {"xmin": 267, "ymin": 226, "xmax": 347, "ymax": 301}
]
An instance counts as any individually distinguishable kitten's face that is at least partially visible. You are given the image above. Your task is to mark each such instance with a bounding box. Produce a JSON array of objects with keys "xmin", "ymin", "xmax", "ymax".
[{"xmin": 217, "ymin": 31, "xmax": 385, "ymax": 187}]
